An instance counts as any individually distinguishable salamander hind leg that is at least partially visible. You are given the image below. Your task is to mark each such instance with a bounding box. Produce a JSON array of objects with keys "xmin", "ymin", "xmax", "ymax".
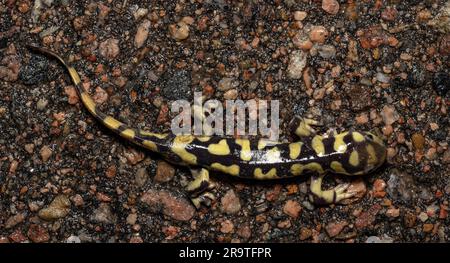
[
  {"xmin": 186, "ymin": 168, "xmax": 216, "ymax": 209},
  {"xmin": 290, "ymin": 117, "xmax": 321, "ymax": 138},
  {"xmin": 309, "ymin": 174, "xmax": 356, "ymax": 205}
]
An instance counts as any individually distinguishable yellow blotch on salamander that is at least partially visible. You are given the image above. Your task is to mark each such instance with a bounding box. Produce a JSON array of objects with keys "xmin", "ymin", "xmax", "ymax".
[
  {"xmin": 171, "ymin": 135, "xmax": 197, "ymax": 165},
  {"xmin": 80, "ymin": 92, "xmax": 97, "ymax": 114},
  {"xmin": 311, "ymin": 135, "xmax": 325, "ymax": 156},
  {"xmin": 121, "ymin": 129, "xmax": 135, "ymax": 140},
  {"xmin": 289, "ymin": 142, "xmax": 303, "ymax": 159},
  {"xmin": 349, "ymin": 150, "xmax": 360, "ymax": 167},
  {"xmin": 263, "ymin": 147, "xmax": 281, "ymax": 163},
  {"xmin": 352, "ymin": 132, "xmax": 365, "ymax": 142},
  {"xmin": 303, "ymin": 162, "xmax": 324, "ymax": 174},
  {"xmin": 254, "ymin": 168, "xmax": 277, "ymax": 180},
  {"xmin": 235, "ymin": 139, "xmax": 252, "ymax": 161},
  {"xmin": 103, "ymin": 116, "xmax": 122, "ymax": 130},
  {"xmin": 330, "ymin": 161, "xmax": 347, "ymax": 174},
  {"xmin": 333, "ymin": 132, "xmax": 348, "ymax": 153},
  {"xmin": 196, "ymin": 136, "xmax": 211, "ymax": 142},
  {"xmin": 366, "ymin": 144, "xmax": 378, "ymax": 166},
  {"xmin": 257, "ymin": 139, "xmax": 278, "ymax": 150},
  {"xmin": 142, "ymin": 140, "xmax": 157, "ymax": 151},
  {"xmin": 207, "ymin": 139, "xmax": 230, "ymax": 155},
  {"xmin": 210, "ymin": 163, "xmax": 239, "ymax": 176},
  {"xmin": 139, "ymin": 130, "xmax": 168, "ymax": 139},
  {"xmin": 290, "ymin": 163, "xmax": 304, "ymax": 175}
]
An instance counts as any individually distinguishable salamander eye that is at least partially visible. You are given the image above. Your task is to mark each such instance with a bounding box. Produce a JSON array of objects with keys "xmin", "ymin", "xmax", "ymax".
[{"xmin": 365, "ymin": 133, "xmax": 375, "ymax": 140}]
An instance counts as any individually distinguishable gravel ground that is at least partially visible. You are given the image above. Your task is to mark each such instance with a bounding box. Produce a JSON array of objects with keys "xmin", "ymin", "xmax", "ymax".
[{"xmin": 0, "ymin": 0, "xmax": 449, "ymax": 243}]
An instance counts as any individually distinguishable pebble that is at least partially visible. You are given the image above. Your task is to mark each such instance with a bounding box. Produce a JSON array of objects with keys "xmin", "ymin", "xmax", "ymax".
[
  {"xmin": 381, "ymin": 105, "xmax": 399, "ymax": 125},
  {"xmin": 134, "ymin": 20, "xmax": 151, "ymax": 48},
  {"xmin": 365, "ymin": 236, "xmax": 394, "ymax": 243},
  {"xmin": 91, "ymin": 203, "xmax": 117, "ymax": 224},
  {"xmin": 317, "ymin": 45, "xmax": 336, "ymax": 59},
  {"xmin": 223, "ymin": 89, "xmax": 238, "ymax": 100},
  {"xmin": 432, "ymin": 72, "xmax": 449, "ymax": 96},
  {"xmin": 64, "ymin": 86, "xmax": 79, "ymax": 105},
  {"xmin": 220, "ymin": 220, "xmax": 234, "ymax": 234},
  {"xmin": 411, "ymin": 133, "xmax": 425, "ymax": 150},
  {"xmin": 27, "ymin": 224, "xmax": 50, "ymax": 243},
  {"xmin": 99, "ymin": 38, "xmax": 120, "ymax": 60},
  {"xmin": 36, "ymin": 98, "xmax": 48, "ymax": 110},
  {"xmin": 123, "ymin": 148, "xmax": 145, "ymax": 165},
  {"xmin": 218, "ymin": 77, "xmax": 238, "ymax": 91},
  {"xmin": 299, "ymin": 227, "xmax": 312, "ymax": 240},
  {"xmin": 338, "ymin": 179, "xmax": 367, "ymax": 205},
  {"xmin": 386, "ymin": 169, "xmax": 417, "ymax": 202},
  {"xmin": 5, "ymin": 213, "xmax": 26, "ymax": 229},
  {"xmin": 135, "ymin": 167, "xmax": 149, "ymax": 187},
  {"xmin": 283, "ymin": 200, "xmax": 302, "ymax": 218},
  {"xmin": 140, "ymin": 190, "xmax": 195, "ymax": 221},
  {"xmin": 287, "ymin": 50, "xmax": 307, "ymax": 79},
  {"xmin": 386, "ymin": 207, "xmax": 400, "ymax": 218},
  {"xmin": 169, "ymin": 21, "xmax": 190, "ymax": 41},
  {"xmin": 126, "ymin": 213, "xmax": 137, "ymax": 225},
  {"xmin": 294, "ymin": 11, "xmax": 307, "ymax": 21},
  {"xmin": 154, "ymin": 161, "xmax": 175, "ymax": 183},
  {"xmin": 309, "ymin": 26, "xmax": 329, "ymax": 43},
  {"xmin": 0, "ymin": 51, "xmax": 20, "ymax": 82},
  {"xmin": 221, "ymin": 189, "xmax": 241, "ymax": 215},
  {"xmin": 292, "ymin": 32, "xmax": 313, "ymax": 50},
  {"xmin": 133, "ymin": 8, "xmax": 148, "ymax": 20},
  {"xmin": 322, "ymin": 0, "xmax": 340, "ymax": 15},
  {"xmin": 325, "ymin": 221, "xmax": 347, "ymax": 238},
  {"xmin": 373, "ymin": 179, "xmax": 387, "ymax": 198},
  {"xmin": 418, "ymin": 212, "xmax": 428, "ymax": 222},
  {"xmin": 40, "ymin": 145, "xmax": 52, "ymax": 162},
  {"xmin": 66, "ymin": 235, "xmax": 81, "ymax": 243},
  {"xmin": 93, "ymin": 86, "xmax": 108, "ymax": 104},
  {"xmin": 355, "ymin": 204, "xmax": 381, "ymax": 229},
  {"xmin": 381, "ymin": 6, "xmax": 398, "ymax": 21},
  {"xmin": 24, "ymin": 143, "xmax": 35, "ymax": 154},
  {"xmin": 38, "ymin": 195, "xmax": 71, "ymax": 221},
  {"xmin": 376, "ymin": 72, "xmax": 390, "ymax": 83}
]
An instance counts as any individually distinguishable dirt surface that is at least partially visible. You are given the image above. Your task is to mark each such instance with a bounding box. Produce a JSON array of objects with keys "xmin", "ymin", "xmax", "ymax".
[{"xmin": 0, "ymin": 0, "xmax": 449, "ymax": 243}]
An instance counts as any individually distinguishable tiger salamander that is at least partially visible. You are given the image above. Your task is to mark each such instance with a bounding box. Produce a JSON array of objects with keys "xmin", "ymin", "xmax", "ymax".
[{"xmin": 27, "ymin": 45, "xmax": 387, "ymax": 208}]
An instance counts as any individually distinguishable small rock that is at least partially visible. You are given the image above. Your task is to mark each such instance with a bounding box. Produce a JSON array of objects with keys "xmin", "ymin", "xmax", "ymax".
[
  {"xmin": 223, "ymin": 89, "xmax": 238, "ymax": 100},
  {"xmin": 373, "ymin": 179, "xmax": 387, "ymax": 198},
  {"xmin": 38, "ymin": 195, "xmax": 71, "ymax": 221},
  {"xmin": 299, "ymin": 227, "xmax": 312, "ymax": 240},
  {"xmin": 154, "ymin": 161, "xmax": 175, "ymax": 183},
  {"xmin": 133, "ymin": 8, "xmax": 148, "ymax": 20},
  {"xmin": 134, "ymin": 20, "xmax": 151, "ymax": 48},
  {"xmin": 0, "ymin": 51, "xmax": 20, "ymax": 82},
  {"xmin": 309, "ymin": 26, "xmax": 329, "ymax": 43},
  {"xmin": 386, "ymin": 207, "xmax": 400, "ymax": 218},
  {"xmin": 36, "ymin": 98, "xmax": 48, "ymax": 110},
  {"xmin": 381, "ymin": 105, "xmax": 399, "ymax": 125},
  {"xmin": 325, "ymin": 221, "xmax": 347, "ymax": 237},
  {"xmin": 237, "ymin": 225, "xmax": 252, "ymax": 239},
  {"xmin": 99, "ymin": 38, "xmax": 120, "ymax": 60},
  {"xmin": 169, "ymin": 21, "xmax": 189, "ymax": 41},
  {"xmin": 423, "ymin": 223, "xmax": 434, "ymax": 233},
  {"xmin": 404, "ymin": 211, "xmax": 417, "ymax": 227},
  {"xmin": 5, "ymin": 213, "xmax": 26, "ymax": 229},
  {"xmin": 140, "ymin": 190, "xmax": 195, "ymax": 221},
  {"xmin": 317, "ymin": 45, "xmax": 336, "ymax": 59},
  {"xmin": 40, "ymin": 145, "xmax": 52, "ymax": 162},
  {"xmin": 123, "ymin": 148, "xmax": 145, "ymax": 165},
  {"xmin": 64, "ymin": 86, "xmax": 79, "ymax": 105},
  {"xmin": 287, "ymin": 50, "xmax": 308, "ymax": 79},
  {"xmin": 365, "ymin": 236, "xmax": 394, "ymax": 243},
  {"xmin": 387, "ymin": 169, "xmax": 417, "ymax": 202},
  {"xmin": 27, "ymin": 224, "xmax": 50, "ymax": 243},
  {"xmin": 93, "ymin": 86, "xmax": 108, "ymax": 104},
  {"xmin": 163, "ymin": 225, "xmax": 180, "ymax": 240},
  {"xmin": 432, "ymin": 72, "xmax": 449, "ymax": 96},
  {"xmin": 411, "ymin": 133, "xmax": 425, "ymax": 150},
  {"xmin": 218, "ymin": 77, "xmax": 237, "ymax": 91},
  {"xmin": 418, "ymin": 212, "xmax": 428, "ymax": 222},
  {"xmin": 355, "ymin": 204, "xmax": 381, "ymax": 229},
  {"xmin": 66, "ymin": 235, "xmax": 81, "ymax": 243},
  {"xmin": 381, "ymin": 6, "xmax": 398, "ymax": 21},
  {"xmin": 91, "ymin": 203, "xmax": 116, "ymax": 224},
  {"xmin": 283, "ymin": 200, "xmax": 302, "ymax": 218},
  {"xmin": 338, "ymin": 179, "xmax": 367, "ymax": 205},
  {"xmin": 220, "ymin": 220, "xmax": 234, "ymax": 234},
  {"xmin": 322, "ymin": 0, "xmax": 339, "ymax": 15},
  {"xmin": 24, "ymin": 143, "xmax": 35, "ymax": 154},
  {"xmin": 294, "ymin": 11, "xmax": 307, "ymax": 21},
  {"xmin": 376, "ymin": 72, "xmax": 390, "ymax": 83},
  {"xmin": 221, "ymin": 189, "xmax": 241, "ymax": 215},
  {"xmin": 126, "ymin": 213, "xmax": 137, "ymax": 225},
  {"xmin": 135, "ymin": 167, "xmax": 149, "ymax": 187}
]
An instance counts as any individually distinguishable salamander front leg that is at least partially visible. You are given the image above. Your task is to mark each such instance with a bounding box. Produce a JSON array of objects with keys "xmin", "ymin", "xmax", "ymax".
[
  {"xmin": 186, "ymin": 168, "xmax": 216, "ymax": 209},
  {"xmin": 290, "ymin": 117, "xmax": 321, "ymax": 138},
  {"xmin": 309, "ymin": 174, "xmax": 356, "ymax": 205}
]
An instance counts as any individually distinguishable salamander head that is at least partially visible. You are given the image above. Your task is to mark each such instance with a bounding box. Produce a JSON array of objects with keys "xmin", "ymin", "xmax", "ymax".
[{"xmin": 360, "ymin": 131, "xmax": 387, "ymax": 173}]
